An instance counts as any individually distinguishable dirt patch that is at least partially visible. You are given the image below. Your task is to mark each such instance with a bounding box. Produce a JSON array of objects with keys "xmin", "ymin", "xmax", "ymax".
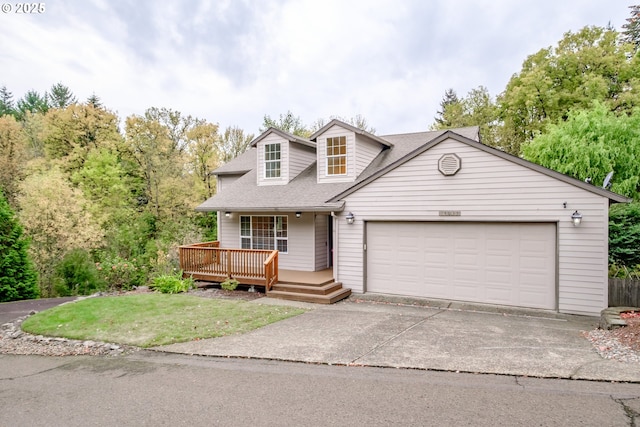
[
  {"xmin": 187, "ymin": 282, "xmax": 266, "ymax": 301},
  {"xmin": 105, "ymin": 282, "xmax": 266, "ymax": 301}
]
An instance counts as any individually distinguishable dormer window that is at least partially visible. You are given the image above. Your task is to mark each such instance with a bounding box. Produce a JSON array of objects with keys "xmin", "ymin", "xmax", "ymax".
[
  {"xmin": 264, "ymin": 143, "xmax": 281, "ymax": 178},
  {"xmin": 326, "ymin": 136, "xmax": 347, "ymax": 175}
]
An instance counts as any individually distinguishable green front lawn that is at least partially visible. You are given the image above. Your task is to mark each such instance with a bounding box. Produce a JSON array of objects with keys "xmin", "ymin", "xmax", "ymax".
[{"xmin": 21, "ymin": 294, "xmax": 305, "ymax": 347}]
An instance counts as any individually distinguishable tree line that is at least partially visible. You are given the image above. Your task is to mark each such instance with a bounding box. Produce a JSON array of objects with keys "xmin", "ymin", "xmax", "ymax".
[{"xmin": 0, "ymin": 86, "xmax": 255, "ymax": 301}]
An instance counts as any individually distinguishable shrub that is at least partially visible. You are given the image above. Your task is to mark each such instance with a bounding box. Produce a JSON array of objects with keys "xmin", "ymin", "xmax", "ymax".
[
  {"xmin": 609, "ymin": 202, "xmax": 640, "ymax": 268},
  {"xmin": 54, "ymin": 249, "xmax": 103, "ymax": 296},
  {"xmin": 97, "ymin": 255, "xmax": 143, "ymax": 291},
  {"xmin": 152, "ymin": 271, "xmax": 194, "ymax": 294},
  {"xmin": 220, "ymin": 278, "xmax": 239, "ymax": 291},
  {"xmin": 609, "ymin": 264, "xmax": 640, "ymax": 279}
]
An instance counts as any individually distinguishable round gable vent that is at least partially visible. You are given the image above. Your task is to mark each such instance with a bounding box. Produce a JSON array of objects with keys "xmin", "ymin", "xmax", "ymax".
[{"xmin": 438, "ymin": 153, "xmax": 461, "ymax": 176}]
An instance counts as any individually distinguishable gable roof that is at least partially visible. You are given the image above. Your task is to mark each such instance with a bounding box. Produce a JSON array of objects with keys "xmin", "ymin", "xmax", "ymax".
[
  {"xmin": 250, "ymin": 127, "xmax": 316, "ymax": 149},
  {"xmin": 198, "ymin": 126, "xmax": 629, "ymax": 213},
  {"xmin": 329, "ymin": 130, "xmax": 631, "ymax": 204},
  {"xmin": 212, "ymin": 148, "xmax": 256, "ymax": 176},
  {"xmin": 309, "ymin": 118, "xmax": 393, "ymax": 148}
]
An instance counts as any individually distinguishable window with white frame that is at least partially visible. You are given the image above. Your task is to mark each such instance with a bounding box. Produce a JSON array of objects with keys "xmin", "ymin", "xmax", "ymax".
[
  {"xmin": 264, "ymin": 143, "xmax": 281, "ymax": 178},
  {"xmin": 326, "ymin": 136, "xmax": 347, "ymax": 175},
  {"xmin": 240, "ymin": 215, "xmax": 288, "ymax": 253}
]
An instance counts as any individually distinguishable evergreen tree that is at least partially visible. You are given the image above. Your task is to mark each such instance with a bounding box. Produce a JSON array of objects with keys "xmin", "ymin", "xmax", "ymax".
[
  {"xmin": 86, "ymin": 93, "xmax": 102, "ymax": 109},
  {"xmin": 0, "ymin": 191, "xmax": 39, "ymax": 302},
  {"xmin": 622, "ymin": 5, "xmax": 640, "ymax": 51},
  {"xmin": 433, "ymin": 88, "xmax": 461, "ymax": 127},
  {"xmin": 48, "ymin": 82, "xmax": 77, "ymax": 109},
  {"xmin": 16, "ymin": 90, "xmax": 49, "ymax": 120},
  {"xmin": 0, "ymin": 86, "xmax": 15, "ymax": 117}
]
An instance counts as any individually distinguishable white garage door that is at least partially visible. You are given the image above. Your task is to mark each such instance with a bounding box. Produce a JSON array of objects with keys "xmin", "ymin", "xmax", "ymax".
[{"xmin": 366, "ymin": 222, "xmax": 556, "ymax": 310}]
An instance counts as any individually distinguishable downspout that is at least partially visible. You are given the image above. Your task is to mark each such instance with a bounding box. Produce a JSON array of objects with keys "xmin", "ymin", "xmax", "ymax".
[{"xmin": 332, "ymin": 212, "xmax": 338, "ymax": 281}]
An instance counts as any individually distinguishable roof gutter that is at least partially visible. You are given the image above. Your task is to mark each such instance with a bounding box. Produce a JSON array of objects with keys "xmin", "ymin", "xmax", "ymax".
[{"xmin": 195, "ymin": 201, "xmax": 346, "ymax": 213}]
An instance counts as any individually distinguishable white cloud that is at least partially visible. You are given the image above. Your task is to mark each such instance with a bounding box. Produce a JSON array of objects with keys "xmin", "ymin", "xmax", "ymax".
[{"xmin": 0, "ymin": 0, "xmax": 633, "ymax": 136}]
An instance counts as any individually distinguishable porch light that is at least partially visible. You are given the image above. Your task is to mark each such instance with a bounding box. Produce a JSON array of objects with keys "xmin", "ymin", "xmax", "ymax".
[
  {"xmin": 571, "ymin": 210, "xmax": 582, "ymax": 226},
  {"xmin": 295, "ymin": 212, "xmax": 301, "ymax": 218},
  {"xmin": 225, "ymin": 211, "xmax": 231, "ymax": 218},
  {"xmin": 346, "ymin": 212, "xmax": 355, "ymax": 224}
]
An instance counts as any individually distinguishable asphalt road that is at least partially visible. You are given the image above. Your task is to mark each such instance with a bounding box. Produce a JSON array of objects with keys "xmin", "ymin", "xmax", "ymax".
[
  {"xmin": 0, "ymin": 297, "xmax": 76, "ymax": 324},
  {"xmin": 1, "ymin": 351, "xmax": 638, "ymax": 426}
]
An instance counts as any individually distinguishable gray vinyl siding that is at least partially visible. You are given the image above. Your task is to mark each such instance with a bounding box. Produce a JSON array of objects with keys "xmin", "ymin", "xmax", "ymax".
[
  {"xmin": 256, "ymin": 134, "xmax": 314, "ymax": 186},
  {"xmin": 216, "ymin": 175, "xmax": 241, "ymax": 193},
  {"xmin": 314, "ymin": 214, "xmax": 329, "ymax": 270},
  {"xmin": 354, "ymin": 134, "xmax": 383, "ymax": 176},
  {"xmin": 256, "ymin": 134, "xmax": 288, "ymax": 186},
  {"xmin": 317, "ymin": 125, "xmax": 356, "ymax": 183},
  {"xmin": 289, "ymin": 144, "xmax": 316, "ymax": 180},
  {"xmin": 218, "ymin": 211, "xmax": 315, "ymax": 271},
  {"xmin": 336, "ymin": 137, "xmax": 610, "ymax": 316}
]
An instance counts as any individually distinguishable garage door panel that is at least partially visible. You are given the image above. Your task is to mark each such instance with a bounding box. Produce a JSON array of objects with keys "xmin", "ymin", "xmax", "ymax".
[{"xmin": 367, "ymin": 222, "xmax": 556, "ymax": 310}]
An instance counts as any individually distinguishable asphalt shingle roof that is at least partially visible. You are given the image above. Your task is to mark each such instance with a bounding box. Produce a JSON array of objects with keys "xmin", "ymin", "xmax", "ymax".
[{"xmin": 196, "ymin": 126, "xmax": 481, "ymax": 212}]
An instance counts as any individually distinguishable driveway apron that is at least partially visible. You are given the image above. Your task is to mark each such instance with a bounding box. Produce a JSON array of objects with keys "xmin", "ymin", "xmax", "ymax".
[{"xmin": 154, "ymin": 299, "xmax": 640, "ymax": 382}]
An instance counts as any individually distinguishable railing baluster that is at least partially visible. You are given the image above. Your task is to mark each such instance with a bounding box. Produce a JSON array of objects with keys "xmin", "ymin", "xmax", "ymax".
[{"xmin": 178, "ymin": 241, "xmax": 278, "ymax": 287}]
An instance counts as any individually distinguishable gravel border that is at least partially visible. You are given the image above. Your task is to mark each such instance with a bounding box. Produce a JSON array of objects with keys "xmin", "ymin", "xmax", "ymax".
[
  {"xmin": 1, "ymin": 292, "xmax": 639, "ymax": 363},
  {"xmin": 0, "ymin": 312, "xmax": 137, "ymax": 357}
]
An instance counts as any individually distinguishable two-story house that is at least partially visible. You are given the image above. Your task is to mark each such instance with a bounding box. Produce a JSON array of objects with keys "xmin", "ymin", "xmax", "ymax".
[{"xmin": 193, "ymin": 119, "xmax": 628, "ymax": 316}]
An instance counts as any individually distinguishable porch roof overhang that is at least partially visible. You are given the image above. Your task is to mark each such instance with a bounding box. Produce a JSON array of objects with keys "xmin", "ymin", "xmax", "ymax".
[{"xmin": 195, "ymin": 201, "xmax": 345, "ymax": 213}]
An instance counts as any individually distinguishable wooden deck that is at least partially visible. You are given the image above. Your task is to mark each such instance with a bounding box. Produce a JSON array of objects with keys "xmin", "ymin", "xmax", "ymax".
[
  {"xmin": 178, "ymin": 242, "xmax": 350, "ymax": 304},
  {"xmin": 179, "ymin": 241, "xmax": 278, "ymax": 289},
  {"xmin": 278, "ymin": 269, "xmax": 335, "ymax": 285}
]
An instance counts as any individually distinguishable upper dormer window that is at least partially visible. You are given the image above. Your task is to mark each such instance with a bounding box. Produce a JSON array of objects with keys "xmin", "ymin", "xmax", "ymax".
[
  {"xmin": 264, "ymin": 143, "xmax": 281, "ymax": 178},
  {"xmin": 326, "ymin": 136, "xmax": 347, "ymax": 175}
]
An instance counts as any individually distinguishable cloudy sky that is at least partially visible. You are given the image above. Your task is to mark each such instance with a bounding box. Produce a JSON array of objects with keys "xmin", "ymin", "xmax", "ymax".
[{"xmin": 0, "ymin": 1, "xmax": 633, "ymax": 136}]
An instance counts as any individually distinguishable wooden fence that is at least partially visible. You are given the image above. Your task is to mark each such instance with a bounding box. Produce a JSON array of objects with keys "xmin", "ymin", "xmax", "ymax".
[{"xmin": 609, "ymin": 278, "xmax": 640, "ymax": 307}]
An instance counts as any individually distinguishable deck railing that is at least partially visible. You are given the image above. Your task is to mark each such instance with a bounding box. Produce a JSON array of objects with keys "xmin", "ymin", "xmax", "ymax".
[{"xmin": 178, "ymin": 241, "xmax": 279, "ymax": 290}]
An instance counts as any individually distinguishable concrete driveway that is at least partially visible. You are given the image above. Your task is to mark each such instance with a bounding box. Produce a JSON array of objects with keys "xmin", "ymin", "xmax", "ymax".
[{"xmin": 155, "ymin": 297, "xmax": 640, "ymax": 382}]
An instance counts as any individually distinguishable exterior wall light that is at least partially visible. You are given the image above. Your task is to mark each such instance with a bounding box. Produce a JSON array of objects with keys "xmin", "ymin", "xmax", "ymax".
[
  {"xmin": 295, "ymin": 212, "xmax": 302, "ymax": 218},
  {"xmin": 346, "ymin": 212, "xmax": 355, "ymax": 224},
  {"xmin": 225, "ymin": 211, "xmax": 231, "ymax": 218},
  {"xmin": 571, "ymin": 210, "xmax": 582, "ymax": 226}
]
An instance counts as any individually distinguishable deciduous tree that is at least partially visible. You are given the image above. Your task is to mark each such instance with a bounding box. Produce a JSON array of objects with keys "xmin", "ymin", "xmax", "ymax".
[
  {"xmin": 0, "ymin": 115, "xmax": 28, "ymax": 205},
  {"xmin": 522, "ymin": 101, "xmax": 640, "ymax": 199},
  {"xmin": 431, "ymin": 86, "xmax": 500, "ymax": 149},
  {"xmin": 18, "ymin": 167, "xmax": 102, "ymax": 296},
  {"xmin": 219, "ymin": 125, "xmax": 253, "ymax": 163},
  {"xmin": 499, "ymin": 26, "xmax": 640, "ymax": 155},
  {"xmin": 186, "ymin": 122, "xmax": 220, "ymax": 201},
  {"xmin": 42, "ymin": 103, "xmax": 122, "ymax": 172},
  {"xmin": 261, "ymin": 110, "xmax": 310, "ymax": 137},
  {"xmin": 310, "ymin": 114, "xmax": 376, "ymax": 134}
]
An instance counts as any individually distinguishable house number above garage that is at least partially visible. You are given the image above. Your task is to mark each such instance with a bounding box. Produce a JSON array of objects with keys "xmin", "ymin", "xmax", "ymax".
[
  {"xmin": 438, "ymin": 153, "xmax": 461, "ymax": 176},
  {"xmin": 439, "ymin": 210, "xmax": 461, "ymax": 216}
]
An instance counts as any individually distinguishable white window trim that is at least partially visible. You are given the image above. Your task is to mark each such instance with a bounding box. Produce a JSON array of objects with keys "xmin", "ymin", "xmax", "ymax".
[
  {"xmin": 325, "ymin": 136, "xmax": 347, "ymax": 176},
  {"xmin": 264, "ymin": 143, "xmax": 281, "ymax": 179},
  {"xmin": 239, "ymin": 215, "xmax": 288, "ymax": 253}
]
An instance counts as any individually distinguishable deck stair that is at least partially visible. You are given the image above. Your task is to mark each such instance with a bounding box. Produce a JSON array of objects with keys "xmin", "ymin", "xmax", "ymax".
[{"xmin": 268, "ymin": 278, "xmax": 351, "ymax": 304}]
